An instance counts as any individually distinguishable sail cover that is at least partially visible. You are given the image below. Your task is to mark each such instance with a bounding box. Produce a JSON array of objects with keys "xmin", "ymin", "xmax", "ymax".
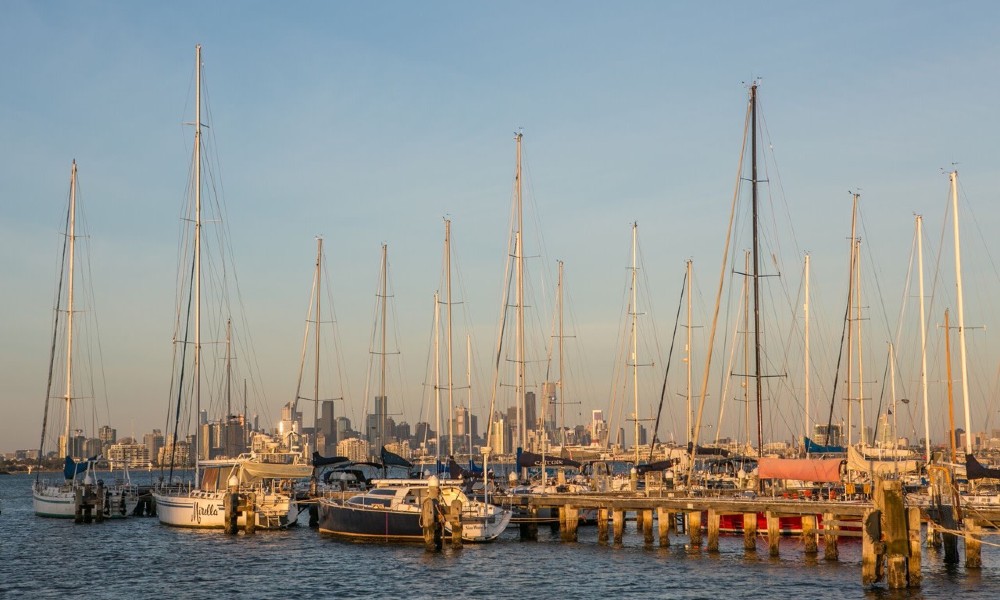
[
  {"xmin": 966, "ymin": 453, "xmax": 1000, "ymax": 480},
  {"xmin": 239, "ymin": 461, "xmax": 313, "ymax": 483},
  {"xmin": 312, "ymin": 451, "xmax": 350, "ymax": 467},
  {"xmin": 847, "ymin": 445, "xmax": 919, "ymax": 475},
  {"xmin": 63, "ymin": 455, "xmax": 99, "ymax": 480},
  {"xmin": 804, "ymin": 437, "xmax": 845, "ymax": 454},
  {"xmin": 757, "ymin": 457, "xmax": 844, "ymax": 483},
  {"xmin": 516, "ymin": 451, "xmax": 581, "ymax": 469},
  {"xmin": 380, "ymin": 446, "xmax": 413, "ymax": 468}
]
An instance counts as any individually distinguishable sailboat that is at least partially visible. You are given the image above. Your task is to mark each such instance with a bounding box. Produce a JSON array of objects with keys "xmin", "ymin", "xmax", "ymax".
[
  {"xmin": 151, "ymin": 46, "xmax": 311, "ymax": 530},
  {"xmin": 32, "ymin": 161, "xmax": 139, "ymax": 520}
]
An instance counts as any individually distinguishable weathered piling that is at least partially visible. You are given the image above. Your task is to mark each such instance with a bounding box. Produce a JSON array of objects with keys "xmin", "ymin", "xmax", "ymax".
[
  {"xmin": 688, "ymin": 510, "xmax": 702, "ymax": 549},
  {"xmin": 449, "ymin": 499, "xmax": 463, "ymax": 547},
  {"xmin": 642, "ymin": 509, "xmax": 654, "ymax": 545},
  {"xmin": 766, "ymin": 512, "xmax": 780, "ymax": 557},
  {"xmin": 907, "ymin": 507, "xmax": 922, "ymax": 587},
  {"xmin": 562, "ymin": 505, "xmax": 579, "ymax": 542},
  {"xmin": 95, "ymin": 482, "xmax": 105, "ymax": 523},
  {"xmin": 657, "ymin": 507, "xmax": 670, "ymax": 548},
  {"xmin": 861, "ymin": 508, "xmax": 882, "ymax": 586},
  {"xmin": 421, "ymin": 496, "xmax": 442, "ymax": 551},
  {"xmin": 612, "ymin": 508, "xmax": 624, "ymax": 545},
  {"xmin": 706, "ymin": 509, "xmax": 720, "ymax": 553},
  {"xmin": 801, "ymin": 514, "xmax": 818, "ymax": 555},
  {"xmin": 520, "ymin": 508, "xmax": 538, "ymax": 541},
  {"xmin": 597, "ymin": 507, "xmax": 609, "ymax": 545},
  {"xmin": 823, "ymin": 512, "xmax": 839, "ymax": 561},
  {"xmin": 244, "ymin": 493, "xmax": 256, "ymax": 535},
  {"xmin": 74, "ymin": 487, "xmax": 84, "ymax": 523},
  {"xmin": 881, "ymin": 480, "xmax": 910, "ymax": 589},
  {"xmin": 635, "ymin": 509, "xmax": 644, "ymax": 532},
  {"xmin": 965, "ymin": 518, "xmax": 982, "ymax": 569},
  {"xmin": 743, "ymin": 513, "xmax": 757, "ymax": 552}
]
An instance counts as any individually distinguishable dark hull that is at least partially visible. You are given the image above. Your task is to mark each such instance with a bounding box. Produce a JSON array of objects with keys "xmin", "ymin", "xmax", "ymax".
[{"xmin": 317, "ymin": 500, "xmax": 423, "ymax": 542}]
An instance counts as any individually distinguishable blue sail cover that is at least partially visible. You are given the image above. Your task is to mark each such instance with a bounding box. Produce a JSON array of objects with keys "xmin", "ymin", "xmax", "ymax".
[
  {"xmin": 804, "ymin": 437, "xmax": 845, "ymax": 454},
  {"xmin": 380, "ymin": 446, "xmax": 413, "ymax": 468},
  {"xmin": 63, "ymin": 455, "xmax": 98, "ymax": 480}
]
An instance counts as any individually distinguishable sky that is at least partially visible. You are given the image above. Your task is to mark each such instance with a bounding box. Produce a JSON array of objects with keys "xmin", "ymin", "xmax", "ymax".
[{"xmin": 3, "ymin": 1, "xmax": 1000, "ymax": 455}]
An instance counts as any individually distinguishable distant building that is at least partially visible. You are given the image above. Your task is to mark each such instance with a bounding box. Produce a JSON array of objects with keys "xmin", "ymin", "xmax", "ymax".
[{"xmin": 338, "ymin": 437, "xmax": 369, "ymax": 463}]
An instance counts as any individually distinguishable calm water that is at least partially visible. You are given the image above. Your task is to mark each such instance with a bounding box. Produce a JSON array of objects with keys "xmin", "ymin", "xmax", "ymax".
[{"xmin": 1, "ymin": 472, "xmax": 997, "ymax": 599}]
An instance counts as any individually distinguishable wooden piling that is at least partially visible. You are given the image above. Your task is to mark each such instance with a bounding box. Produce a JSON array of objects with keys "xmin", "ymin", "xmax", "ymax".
[
  {"xmin": 308, "ymin": 503, "xmax": 319, "ymax": 528},
  {"xmin": 224, "ymin": 491, "xmax": 239, "ymax": 535},
  {"xmin": 421, "ymin": 497, "xmax": 442, "ymax": 551},
  {"xmin": 940, "ymin": 505, "xmax": 959, "ymax": 564},
  {"xmin": 563, "ymin": 505, "xmax": 579, "ymax": 542},
  {"xmin": 766, "ymin": 511, "xmax": 780, "ymax": 557},
  {"xmin": 598, "ymin": 507, "xmax": 610, "ymax": 545},
  {"xmin": 965, "ymin": 517, "xmax": 982, "ymax": 569},
  {"xmin": 688, "ymin": 511, "xmax": 702, "ymax": 548},
  {"xmin": 95, "ymin": 483, "xmax": 105, "ymax": 523},
  {"xmin": 706, "ymin": 509, "xmax": 719, "ymax": 553},
  {"xmin": 450, "ymin": 499, "xmax": 463, "ymax": 546},
  {"xmin": 244, "ymin": 493, "xmax": 256, "ymax": 535},
  {"xmin": 74, "ymin": 487, "xmax": 83, "ymax": 524},
  {"xmin": 612, "ymin": 508, "xmax": 624, "ymax": 545},
  {"xmin": 643, "ymin": 509, "xmax": 654, "ymax": 546},
  {"xmin": 743, "ymin": 513, "xmax": 757, "ymax": 552},
  {"xmin": 907, "ymin": 507, "xmax": 922, "ymax": 587},
  {"xmin": 823, "ymin": 512, "xmax": 838, "ymax": 561},
  {"xmin": 861, "ymin": 508, "xmax": 883, "ymax": 587},
  {"xmin": 801, "ymin": 514, "xmax": 818, "ymax": 555},
  {"xmin": 657, "ymin": 508, "xmax": 670, "ymax": 548}
]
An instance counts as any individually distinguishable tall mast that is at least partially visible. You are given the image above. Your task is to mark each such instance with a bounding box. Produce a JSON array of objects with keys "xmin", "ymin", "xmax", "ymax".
[
  {"xmin": 743, "ymin": 250, "xmax": 751, "ymax": 452},
  {"xmin": 631, "ymin": 222, "xmax": 640, "ymax": 463},
  {"xmin": 750, "ymin": 83, "xmax": 763, "ymax": 456},
  {"xmin": 194, "ymin": 44, "xmax": 203, "ymax": 478},
  {"xmin": 951, "ymin": 171, "xmax": 974, "ymax": 457},
  {"xmin": 466, "ymin": 334, "xmax": 473, "ymax": 455},
  {"xmin": 514, "ymin": 132, "xmax": 526, "ymax": 451},
  {"xmin": 685, "ymin": 258, "xmax": 693, "ymax": 446},
  {"xmin": 445, "ymin": 219, "xmax": 454, "ymax": 457},
  {"xmin": 379, "ymin": 243, "xmax": 388, "ymax": 453},
  {"xmin": 804, "ymin": 253, "xmax": 811, "ymax": 454},
  {"xmin": 313, "ymin": 237, "xmax": 323, "ymax": 446},
  {"xmin": 63, "ymin": 161, "xmax": 78, "ymax": 456},
  {"xmin": 557, "ymin": 260, "xmax": 566, "ymax": 448},
  {"xmin": 916, "ymin": 216, "xmax": 931, "ymax": 462},
  {"xmin": 845, "ymin": 194, "xmax": 859, "ymax": 446}
]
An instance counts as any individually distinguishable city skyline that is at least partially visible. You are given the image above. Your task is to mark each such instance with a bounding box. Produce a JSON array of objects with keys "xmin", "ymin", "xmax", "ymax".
[{"xmin": 4, "ymin": 3, "xmax": 1000, "ymax": 455}]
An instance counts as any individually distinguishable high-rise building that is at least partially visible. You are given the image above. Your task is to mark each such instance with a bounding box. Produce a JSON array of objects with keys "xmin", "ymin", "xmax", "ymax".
[
  {"xmin": 542, "ymin": 382, "xmax": 557, "ymax": 432},
  {"xmin": 98, "ymin": 425, "xmax": 117, "ymax": 450},
  {"xmin": 525, "ymin": 391, "xmax": 537, "ymax": 430},
  {"xmin": 144, "ymin": 429, "xmax": 164, "ymax": 465}
]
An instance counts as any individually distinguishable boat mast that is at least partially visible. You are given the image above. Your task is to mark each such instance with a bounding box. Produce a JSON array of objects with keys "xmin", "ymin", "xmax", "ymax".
[
  {"xmin": 194, "ymin": 44, "xmax": 203, "ymax": 479},
  {"xmin": 743, "ymin": 250, "xmax": 750, "ymax": 453},
  {"xmin": 314, "ymin": 237, "xmax": 322, "ymax": 448},
  {"xmin": 467, "ymin": 334, "xmax": 473, "ymax": 455},
  {"xmin": 685, "ymin": 258, "xmax": 693, "ymax": 447},
  {"xmin": 445, "ymin": 219, "xmax": 454, "ymax": 457},
  {"xmin": 855, "ymin": 235, "xmax": 865, "ymax": 445},
  {"xmin": 514, "ymin": 132, "xmax": 526, "ymax": 452},
  {"xmin": 63, "ymin": 161, "xmax": 78, "ymax": 457},
  {"xmin": 379, "ymin": 243, "xmax": 388, "ymax": 455},
  {"xmin": 631, "ymin": 222, "xmax": 640, "ymax": 464},
  {"xmin": 750, "ymin": 83, "xmax": 763, "ymax": 456},
  {"xmin": 951, "ymin": 171, "xmax": 974, "ymax": 457},
  {"xmin": 916, "ymin": 216, "xmax": 931, "ymax": 462},
  {"xmin": 845, "ymin": 194, "xmax": 858, "ymax": 446},
  {"xmin": 804, "ymin": 253, "xmax": 811, "ymax": 455}
]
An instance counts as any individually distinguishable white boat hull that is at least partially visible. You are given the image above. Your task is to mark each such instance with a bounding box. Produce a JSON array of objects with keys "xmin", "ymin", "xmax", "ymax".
[
  {"xmin": 446, "ymin": 502, "xmax": 513, "ymax": 542},
  {"xmin": 152, "ymin": 490, "xmax": 297, "ymax": 529},
  {"xmin": 33, "ymin": 482, "xmax": 139, "ymax": 519}
]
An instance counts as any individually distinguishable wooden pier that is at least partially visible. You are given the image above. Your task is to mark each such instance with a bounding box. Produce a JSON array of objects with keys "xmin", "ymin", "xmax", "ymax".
[{"xmin": 496, "ymin": 477, "xmax": 1000, "ymax": 590}]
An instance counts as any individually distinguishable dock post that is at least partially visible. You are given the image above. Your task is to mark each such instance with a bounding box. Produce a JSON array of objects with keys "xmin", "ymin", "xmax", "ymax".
[
  {"xmin": 224, "ymin": 491, "xmax": 239, "ymax": 535},
  {"xmin": 643, "ymin": 509, "xmax": 654, "ymax": 545},
  {"xmin": 551, "ymin": 507, "xmax": 561, "ymax": 534},
  {"xmin": 635, "ymin": 509, "xmax": 644, "ymax": 532},
  {"xmin": 766, "ymin": 511, "xmax": 780, "ymax": 557},
  {"xmin": 74, "ymin": 487, "xmax": 84, "ymax": 524},
  {"xmin": 421, "ymin": 497, "xmax": 442, "ymax": 551},
  {"xmin": 612, "ymin": 508, "xmax": 624, "ymax": 545},
  {"xmin": 861, "ymin": 507, "xmax": 883, "ymax": 587},
  {"xmin": 657, "ymin": 508, "xmax": 670, "ymax": 547},
  {"xmin": 567, "ymin": 506, "xmax": 579, "ymax": 542},
  {"xmin": 450, "ymin": 499, "xmax": 463, "ymax": 547},
  {"xmin": 940, "ymin": 505, "xmax": 959, "ymax": 564},
  {"xmin": 598, "ymin": 507, "xmax": 610, "ymax": 545},
  {"xmin": 882, "ymin": 479, "xmax": 909, "ymax": 588},
  {"xmin": 743, "ymin": 513, "xmax": 757, "ymax": 552},
  {"xmin": 688, "ymin": 510, "xmax": 702, "ymax": 548},
  {"xmin": 706, "ymin": 509, "xmax": 719, "ymax": 553},
  {"xmin": 95, "ymin": 482, "xmax": 105, "ymax": 523},
  {"xmin": 308, "ymin": 502, "xmax": 319, "ymax": 528},
  {"xmin": 801, "ymin": 514, "xmax": 818, "ymax": 555},
  {"xmin": 926, "ymin": 520, "xmax": 941, "ymax": 548},
  {"xmin": 965, "ymin": 517, "xmax": 982, "ymax": 569},
  {"xmin": 244, "ymin": 493, "xmax": 256, "ymax": 535},
  {"xmin": 823, "ymin": 512, "xmax": 838, "ymax": 561},
  {"xmin": 907, "ymin": 507, "xmax": 922, "ymax": 587}
]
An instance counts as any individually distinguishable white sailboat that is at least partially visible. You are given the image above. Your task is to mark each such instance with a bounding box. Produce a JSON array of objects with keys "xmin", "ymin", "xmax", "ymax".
[
  {"xmin": 152, "ymin": 45, "xmax": 311, "ymax": 530},
  {"xmin": 33, "ymin": 161, "xmax": 138, "ymax": 519}
]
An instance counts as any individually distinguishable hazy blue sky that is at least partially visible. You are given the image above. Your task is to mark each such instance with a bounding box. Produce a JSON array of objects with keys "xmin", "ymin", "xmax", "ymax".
[{"xmin": 3, "ymin": 1, "xmax": 1000, "ymax": 454}]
